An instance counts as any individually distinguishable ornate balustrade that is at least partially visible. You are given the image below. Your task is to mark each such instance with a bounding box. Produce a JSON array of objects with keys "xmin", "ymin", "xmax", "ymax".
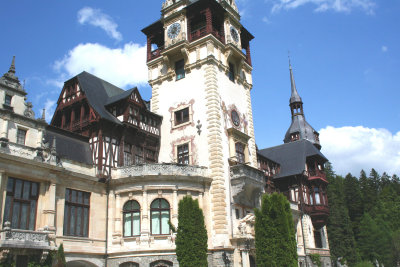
[
  {"xmin": 0, "ymin": 223, "xmax": 53, "ymax": 250},
  {"xmin": 112, "ymin": 163, "xmax": 209, "ymax": 179}
]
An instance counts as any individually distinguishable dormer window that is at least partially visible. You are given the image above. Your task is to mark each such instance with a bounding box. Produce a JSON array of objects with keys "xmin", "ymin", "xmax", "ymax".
[
  {"xmin": 4, "ymin": 95, "xmax": 12, "ymax": 106},
  {"xmin": 291, "ymin": 132, "xmax": 300, "ymax": 141}
]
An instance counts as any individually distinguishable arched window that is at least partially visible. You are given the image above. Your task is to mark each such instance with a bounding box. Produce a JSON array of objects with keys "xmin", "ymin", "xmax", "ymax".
[
  {"xmin": 123, "ymin": 200, "xmax": 140, "ymax": 237},
  {"xmin": 150, "ymin": 199, "xmax": 170, "ymax": 235},
  {"xmin": 120, "ymin": 262, "xmax": 139, "ymax": 267}
]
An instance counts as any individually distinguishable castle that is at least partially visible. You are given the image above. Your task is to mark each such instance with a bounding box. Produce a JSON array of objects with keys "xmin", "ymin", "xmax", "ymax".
[{"xmin": 0, "ymin": 0, "xmax": 331, "ymax": 266}]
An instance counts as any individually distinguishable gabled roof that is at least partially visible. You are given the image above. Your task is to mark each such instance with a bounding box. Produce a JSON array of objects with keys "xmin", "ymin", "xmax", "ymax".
[
  {"xmin": 258, "ymin": 139, "xmax": 327, "ymax": 179},
  {"xmin": 105, "ymin": 88, "xmax": 135, "ymax": 106},
  {"xmin": 75, "ymin": 71, "xmax": 124, "ymax": 124},
  {"xmin": 44, "ymin": 126, "xmax": 93, "ymax": 165}
]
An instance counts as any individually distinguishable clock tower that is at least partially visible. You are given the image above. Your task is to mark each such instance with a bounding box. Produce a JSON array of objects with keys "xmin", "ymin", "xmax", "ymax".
[{"xmin": 142, "ymin": 0, "xmax": 261, "ymax": 264}]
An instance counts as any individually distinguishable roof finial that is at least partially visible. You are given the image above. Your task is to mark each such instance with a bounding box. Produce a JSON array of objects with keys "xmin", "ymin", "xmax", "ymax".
[
  {"xmin": 9, "ymin": 56, "xmax": 16, "ymax": 74},
  {"xmin": 289, "ymin": 55, "xmax": 302, "ymax": 104}
]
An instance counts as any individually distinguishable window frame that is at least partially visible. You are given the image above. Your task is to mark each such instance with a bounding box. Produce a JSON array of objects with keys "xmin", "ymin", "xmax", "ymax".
[
  {"xmin": 235, "ymin": 142, "xmax": 245, "ymax": 164},
  {"xmin": 174, "ymin": 107, "xmax": 189, "ymax": 126},
  {"xmin": 3, "ymin": 177, "xmax": 39, "ymax": 230},
  {"xmin": 16, "ymin": 128, "xmax": 27, "ymax": 145},
  {"xmin": 150, "ymin": 198, "xmax": 170, "ymax": 236},
  {"xmin": 177, "ymin": 143, "xmax": 190, "ymax": 165},
  {"xmin": 63, "ymin": 188, "xmax": 90, "ymax": 237},
  {"xmin": 4, "ymin": 95, "xmax": 12, "ymax": 106},
  {"xmin": 228, "ymin": 62, "xmax": 235, "ymax": 82},
  {"xmin": 175, "ymin": 59, "xmax": 185, "ymax": 81},
  {"xmin": 123, "ymin": 200, "xmax": 141, "ymax": 237}
]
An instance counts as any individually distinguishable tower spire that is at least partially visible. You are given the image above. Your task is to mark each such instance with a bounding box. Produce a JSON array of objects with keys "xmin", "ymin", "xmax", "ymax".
[
  {"xmin": 284, "ymin": 59, "xmax": 321, "ymax": 149},
  {"xmin": 9, "ymin": 56, "xmax": 16, "ymax": 74},
  {"xmin": 289, "ymin": 59, "xmax": 302, "ymax": 104}
]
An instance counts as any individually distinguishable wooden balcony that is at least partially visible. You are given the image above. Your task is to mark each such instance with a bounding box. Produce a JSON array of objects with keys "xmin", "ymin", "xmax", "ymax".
[
  {"xmin": 148, "ymin": 46, "xmax": 164, "ymax": 61},
  {"xmin": 304, "ymin": 204, "xmax": 330, "ymax": 228},
  {"xmin": 190, "ymin": 27, "xmax": 225, "ymax": 44},
  {"xmin": 308, "ymin": 169, "xmax": 328, "ymax": 183}
]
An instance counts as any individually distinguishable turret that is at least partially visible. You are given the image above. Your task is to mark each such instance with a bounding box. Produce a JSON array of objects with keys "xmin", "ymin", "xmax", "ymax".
[{"xmin": 284, "ymin": 61, "xmax": 321, "ymax": 149}]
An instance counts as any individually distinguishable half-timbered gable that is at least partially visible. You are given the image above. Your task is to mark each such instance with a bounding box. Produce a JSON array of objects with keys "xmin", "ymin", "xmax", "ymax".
[{"xmin": 50, "ymin": 72, "xmax": 162, "ymax": 177}]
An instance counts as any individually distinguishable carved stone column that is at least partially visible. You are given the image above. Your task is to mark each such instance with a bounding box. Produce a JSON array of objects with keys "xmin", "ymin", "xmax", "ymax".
[
  {"xmin": 172, "ymin": 188, "xmax": 178, "ymax": 226},
  {"xmin": 0, "ymin": 119, "xmax": 8, "ymax": 141},
  {"xmin": 114, "ymin": 193, "xmax": 121, "ymax": 235},
  {"xmin": 198, "ymin": 192, "xmax": 204, "ymax": 210},
  {"xmin": 241, "ymin": 250, "xmax": 250, "ymax": 267},
  {"xmin": 142, "ymin": 188, "xmax": 149, "ymax": 233},
  {"xmin": 43, "ymin": 183, "xmax": 56, "ymax": 232}
]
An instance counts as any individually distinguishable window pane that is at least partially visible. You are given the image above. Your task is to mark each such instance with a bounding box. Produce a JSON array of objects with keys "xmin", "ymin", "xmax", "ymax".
[
  {"xmin": 315, "ymin": 193, "xmax": 321, "ymax": 205},
  {"xmin": 161, "ymin": 210, "xmax": 170, "ymax": 235},
  {"xmin": 84, "ymin": 193, "xmax": 90, "ymax": 205},
  {"xmin": 124, "ymin": 213, "xmax": 132, "ymax": 236},
  {"xmin": 76, "ymin": 207, "xmax": 82, "ymax": 236},
  {"xmin": 12, "ymin": 202, "xmax": 20, "ymax": 228},
  {"xmin": 83, "ymin": 207, "xmax": 89, "ymax": 237},
  {"xmin": 20, "ymin": 203, "xmax": 29, "ymax": 229},
  {"xmin": 3, "ymin": 197, "xmax": 11, "ymax": 223},
  {"xmin": 151, "ymin": 211, "xmax": 160, "ymax": 235},
  {"xmin": 77, "ymin": 191, "xmax": 83, "ymax": 204},
  {"xmin": 71, "ymin": 190, "xmax": 77, "ymax": 203},
  {"xmin": 132, "ymin": 201, "xmax": 140, "ymax": 210},
  {"xmin": 15, "ymin": 179, "xmax": 22, "ymax": 199},
  {"xmin": 70, "ymin": 206, "xmax": 75, "ymax": 235},
  {"xmin": 31, "ymin": 183, "xmax": 38, "ymax": 198},
  {"xmin": 65, "ymin": 189, "xmax": 70, "ymax": 202},
  {"xmin": 161, "ymin": 199, "xmax": 169, "ymax": 209},
  {"xmin": 22, "ymin": 182, "xmax": 30, "ymax": 200},
  {"xmin": 6, "ymin": 178, "xmax": 14, "ymax": 193},
  {"xmin": 63, "ymin": 205, "xmax": 69, "ymax": 235},
  {"xmin": 151, "ymin": 199, "xmax": 159, "ymax": 209},
  {"xmin": 29, "ymin": 200, "xmax": 36, "ymax": 230},
  {"xmin": 133, "ymin": 212, "xmax": 140, "ymax": 236}
]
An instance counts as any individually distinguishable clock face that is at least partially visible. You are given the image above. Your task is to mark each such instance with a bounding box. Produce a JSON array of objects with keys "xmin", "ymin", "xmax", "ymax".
[
  {"xmin": 230, "ymin": 26, "xmax": 239, "ymax": 43},
  {"xmin": 168, "ymin": 23, "xmax": 181, "ymax": 40},
  {"xmin": 231, "ymin": 110, "xmax": 240, "ymax": 126}
]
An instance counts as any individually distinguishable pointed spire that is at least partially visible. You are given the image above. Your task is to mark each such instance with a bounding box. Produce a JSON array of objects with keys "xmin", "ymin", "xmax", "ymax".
[
  {"xmin": 289, "ymin": 59, "xmax": 302, "ymax": 104},
  {"xmin": 9, "ymin": 56, "xmax": 16, "ymax": 74}
]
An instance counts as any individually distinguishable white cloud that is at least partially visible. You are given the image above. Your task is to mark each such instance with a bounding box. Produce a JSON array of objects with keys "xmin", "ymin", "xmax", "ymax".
[
  {"xmin": 319, "ymin": 126, "xmax": 400, "ymax": 176},
  {"xmin": 270, "ymin": 0, "xmax": 376, "ymax": 15},
  {"xmin": 262, "ymin": 16, "xmax": 271, "ymax": 23},
  {"xmin": 78, "ymin": 7, "xmax": 122, "ymax": 42},
  {"xmin": 54, "ymin": 42, "xmax": 148, "ymax": 89},
  {"xmin": 381, "ymin": 46, "xmax": 388, "ymax": 52}
]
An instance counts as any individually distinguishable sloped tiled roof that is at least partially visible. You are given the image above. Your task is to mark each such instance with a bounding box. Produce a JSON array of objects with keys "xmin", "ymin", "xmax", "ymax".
[{"xmin": 258, "ymin": 139, "xmax": 327, "ymax": 179}]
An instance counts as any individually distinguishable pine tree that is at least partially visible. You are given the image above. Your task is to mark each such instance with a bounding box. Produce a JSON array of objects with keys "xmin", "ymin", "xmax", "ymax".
[
  {"xmin": 359, "ymin": 170, "xmax": 376, "ymax": 214},
  {"xmin": 175, "ymin": 196, "xmax": 208, "ymax": 267},
  {"xmin": 255, "ymin": 193, "xmax": 297, "ymax": 267},
  {"xmin": 53, "ymin": 243, "xmax": 66, "ymax": 267},
  {"xmin": 357, "ymin": 213, "xmax": 380, "ymax": 264},
  {"xmin": 326, "ymin": 171, "xmax": 359, "ymax": 266},
  {"xmin": 343, "ymin": 173, "xmax": 363, "ymax": 237}
]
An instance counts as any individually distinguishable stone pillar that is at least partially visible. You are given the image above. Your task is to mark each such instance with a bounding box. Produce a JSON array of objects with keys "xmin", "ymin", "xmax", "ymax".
[
  {"xmin": 172, "ymin": 188, "xmax": 178, "ymax": 226},
  {"xmin": 114, "ymin": 193, "xmax": 121, "ymax": 235},
  {"xmin": 43, "ymin": 183, "xmax": 56, "ymax": 231},
  {"xmin": 199, "ymin": 192, "xmax": 204, "ymax": 210},
  {"xmin": 0, "ymin": 119, "xmax": 8, "ymax": 140},
  {"xmin": 241, "ymin": 250, "xmax": 250, "ymax": 267},
  {"xmin": 0, "ymin": 171, "xmax": 8, "ymax": 227},
  {"xmin": 142, "ymin": 188, "xmax": 149, "ymax": 233}
]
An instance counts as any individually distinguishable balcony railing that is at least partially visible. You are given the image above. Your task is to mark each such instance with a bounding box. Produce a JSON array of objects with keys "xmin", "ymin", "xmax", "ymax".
[
  {"xmin": 149, "ymin": 46, "xmax": 164, "ymax": 61},
  {"xmin": 112, "ymin": 163, "xmax": 209, "ymax": 179},
  {"xmin": 190, "ymin": 27, "xmax": 225, "ymax": 44},
  {"xmin": 308, "ymin": 169, "xmax": 326, "ymax": 180},
  {"xmin": 0, "ymin": 223, "xmax": 53, "ymax": 250}
]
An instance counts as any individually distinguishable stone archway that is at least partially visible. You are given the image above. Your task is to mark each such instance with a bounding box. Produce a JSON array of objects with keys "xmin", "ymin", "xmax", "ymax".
[
  {"xmin": 150, "ymin": 260, "xmax": 173, "ymax": 267},
  {"xmin": 66, "ymin": 260, "xmax": 99, "ymax": 267}
]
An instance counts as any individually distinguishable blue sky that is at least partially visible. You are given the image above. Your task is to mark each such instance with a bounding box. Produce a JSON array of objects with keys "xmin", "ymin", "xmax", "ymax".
[{"xmin": 0, "ymin": 0, "xmax": 399, "ymax": 176}]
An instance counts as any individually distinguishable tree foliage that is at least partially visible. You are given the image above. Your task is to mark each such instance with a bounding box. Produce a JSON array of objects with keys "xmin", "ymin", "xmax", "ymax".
[
  {"xmin": 255, "ymin": 193, "xmax": 297, "ymax": 267},
  {"xmin": 175, "ymin": 196, "xmax": 208, "ymax": 267},
  {"xmin": 326, "ymin": 164, "xmax": 400, "ymax": 267},
  {"xmin": 326, "ymin": 167, "xmax": 359, "ymax": 266}
]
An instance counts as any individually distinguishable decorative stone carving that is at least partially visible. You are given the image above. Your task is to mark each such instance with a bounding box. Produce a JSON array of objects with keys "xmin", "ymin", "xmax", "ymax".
[
  {"xmin": 117, "ymin": 163, "xmax": 208, "ymax": 178},
  {"xmin": 24, "ymin": 102, "xmax": 35, "ymax": 119}
]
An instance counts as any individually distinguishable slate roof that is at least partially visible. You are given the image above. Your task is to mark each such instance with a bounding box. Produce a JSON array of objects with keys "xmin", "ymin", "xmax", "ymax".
[
  {"xmin": 284, "ymin": 114, "xmax": 319, "ymax": 146},
  {"xmin": 105, "ymin": 88, "xmax": 135, "ymax": 106},
  {"xmin": 75, "ymin": 71, "xmax": 125, "ymax": 124},
  {"xmin": 44, "ymin": 126, "xmax": 93, "ymax": 166},
  {"xmin": 258, "ymin": 139, "xmax": 327, "ymax": 179}
]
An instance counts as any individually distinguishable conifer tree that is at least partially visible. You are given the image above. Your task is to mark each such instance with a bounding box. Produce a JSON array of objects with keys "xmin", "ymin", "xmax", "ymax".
[
  {"xmin": 326, "ymin": 169, "xmax": 359, "ymax": 266},
  {"xmin": 255, "ymin": 193, "xmax": 297, "ymax": 267},
  {"xmin": 343, "ymin": 173, "xmax": 363, "ymax": 237},
  {"xmin": 175, "ymin": 196, "xmax": 208, "ymax": 267}
]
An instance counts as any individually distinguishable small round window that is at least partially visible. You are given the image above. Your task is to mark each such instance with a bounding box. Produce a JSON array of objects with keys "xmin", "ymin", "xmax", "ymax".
[{"xmin": 231, "ymin": 110, "xmax": 240, "ymax": 127}]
